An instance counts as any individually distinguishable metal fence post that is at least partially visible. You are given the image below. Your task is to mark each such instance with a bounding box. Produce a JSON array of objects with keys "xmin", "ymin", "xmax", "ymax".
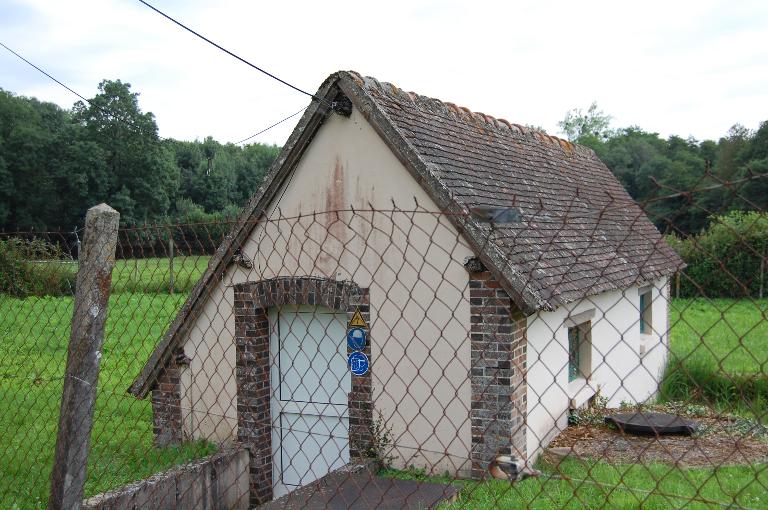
[
  {"xmin": 48, "ymin": 203, "xmax": 119, "ymax": 510},
  {"xmin": 168, "ymin": 230, "xmax": 174, "ymax": 294}
]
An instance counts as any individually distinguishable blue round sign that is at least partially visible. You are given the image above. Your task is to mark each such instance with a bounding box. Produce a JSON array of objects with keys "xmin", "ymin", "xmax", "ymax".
[
  {"xmin": 347, "ymin": 327, "xmax": 367, "ymax": 351},
  {"xmin": 348, "ymin": 352, "xmax": 370, "ymax": 376}
]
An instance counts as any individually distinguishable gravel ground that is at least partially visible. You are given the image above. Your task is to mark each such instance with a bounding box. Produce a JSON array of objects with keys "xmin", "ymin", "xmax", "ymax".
[{"xmin": 547, "ymin": 405, "xmax": 768, "ymax": 467}]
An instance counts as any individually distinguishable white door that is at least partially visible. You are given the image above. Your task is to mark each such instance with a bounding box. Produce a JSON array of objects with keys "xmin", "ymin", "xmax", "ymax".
[{"xmin": 269, "ymin": 305, "xmax": 351, "ymax": 498}]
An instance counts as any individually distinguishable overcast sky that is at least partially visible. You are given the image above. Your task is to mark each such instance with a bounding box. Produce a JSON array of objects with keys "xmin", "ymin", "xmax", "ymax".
[{"xmin": 1, "ymin": 0, "xmax": 766, "ymax": 146}]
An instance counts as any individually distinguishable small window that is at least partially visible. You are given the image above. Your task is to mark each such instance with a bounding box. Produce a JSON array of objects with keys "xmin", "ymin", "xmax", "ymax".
[
  {"xmin": 639, "ymin": 289, "xmax": 653, "ymax": 334},
  {"xmin": 568, "ymin": 322, "xmax": 591, "ymax": 382}
]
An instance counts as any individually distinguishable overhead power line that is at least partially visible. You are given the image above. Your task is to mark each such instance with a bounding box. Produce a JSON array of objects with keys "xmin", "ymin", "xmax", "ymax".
[
  {"xmin": 0, "ymin": 41, "xmax": 91, "ymax": 105},
  {"xmin": 235, "ymin": 106, "xmax": 307, "ymax": 145},
  {"xmin": 0, "ymin": 39, "xmax": 141, "ymax": 131},
  {"xmin": 136, "ymin": 0, "xmax": 330, "ymax": 107},
  {"xmin": 0, "ymin": 39, "xmax": 306, "ymax": 146},
  {"xmin": 2, "ymin": 39, "xmax": 174, "ymax": 142}
]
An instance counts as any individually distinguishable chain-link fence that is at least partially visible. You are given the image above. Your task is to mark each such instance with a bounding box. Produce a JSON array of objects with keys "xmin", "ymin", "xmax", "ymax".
[{"xmin": 1, "ymin": 182, "xmax": 767, "ymax": 509}]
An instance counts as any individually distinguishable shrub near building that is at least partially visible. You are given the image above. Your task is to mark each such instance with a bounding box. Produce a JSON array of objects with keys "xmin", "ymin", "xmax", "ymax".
[
  {"xmin": 0, "ymin": 238, "xmax": 76, "ymax": 298},
  {"xmin": 668, "ymin": 211, "xmax": 768, "ymax": 299}
]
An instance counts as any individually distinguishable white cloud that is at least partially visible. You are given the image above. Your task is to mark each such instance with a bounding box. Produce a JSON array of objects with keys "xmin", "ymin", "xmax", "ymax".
[{"xmin": 1, "ymin": 0, "xmax": 766, "ymax": 145}]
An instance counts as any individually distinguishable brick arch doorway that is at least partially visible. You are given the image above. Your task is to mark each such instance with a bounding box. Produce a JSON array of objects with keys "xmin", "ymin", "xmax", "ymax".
[{"xmin": 233, "ymin": 277, "xmax": 372, "ymax": 505}]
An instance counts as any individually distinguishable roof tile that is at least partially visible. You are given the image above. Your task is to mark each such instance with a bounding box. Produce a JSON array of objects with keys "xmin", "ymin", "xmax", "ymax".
[{"xmin": 357, "ymin": 73, "xmax": 682, "ymax": 303}]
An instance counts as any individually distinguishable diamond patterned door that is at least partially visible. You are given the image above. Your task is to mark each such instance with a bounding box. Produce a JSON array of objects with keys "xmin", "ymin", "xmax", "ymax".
[{"xmin": 269, "ymin": 306, "xmax": 351, "ymax": 498}]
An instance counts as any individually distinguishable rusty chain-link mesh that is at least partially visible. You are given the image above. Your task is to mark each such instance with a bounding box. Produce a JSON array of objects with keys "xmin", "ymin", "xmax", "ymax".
[{"xmin": 1, "ymin": 177, "xmax": 767, "ymax": 509}]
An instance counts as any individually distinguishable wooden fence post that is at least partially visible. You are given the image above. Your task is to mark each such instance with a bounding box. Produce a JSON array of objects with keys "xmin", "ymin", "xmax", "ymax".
[{"xmin": 48, "ymin": 203, "xmax": 119, "ymax": 510}]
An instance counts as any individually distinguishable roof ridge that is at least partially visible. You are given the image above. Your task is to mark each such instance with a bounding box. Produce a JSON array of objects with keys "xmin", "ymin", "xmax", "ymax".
[{"xmin": 344, "ymin": 70, "xmax": 593, "ymax": 158}]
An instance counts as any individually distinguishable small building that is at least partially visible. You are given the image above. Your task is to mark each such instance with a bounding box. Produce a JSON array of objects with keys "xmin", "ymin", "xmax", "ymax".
[{"xmin": 129, "ymin": 71, "xmax": 682, "ymax": 504}]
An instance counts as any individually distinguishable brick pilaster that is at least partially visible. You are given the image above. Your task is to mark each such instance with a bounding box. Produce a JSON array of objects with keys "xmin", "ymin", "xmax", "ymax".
[
  {"xmin": 467, "ymin": 263, "xmax": 527, "ymax": 479},
  {"xmin": 234, "ymin": 292, "xmax": 272, "ymax": 506},
  {"xmin": 151, "ymin": 351, "xmax": 184, "ymax": 447},
  {"xmin": 347, "ymin": 288, "xmax": 373, "ymax": 460}
]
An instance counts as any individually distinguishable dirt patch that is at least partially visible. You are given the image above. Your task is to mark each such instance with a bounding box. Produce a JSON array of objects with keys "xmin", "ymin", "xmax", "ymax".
[{"xmin": 547, "ymin": 405, "xmax": 768, "ymax": 468}]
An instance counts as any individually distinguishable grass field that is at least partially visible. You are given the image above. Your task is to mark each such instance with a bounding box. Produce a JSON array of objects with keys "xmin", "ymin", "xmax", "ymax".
[
  {"xmin": 1, "ymin": 259, "xmax": 766, "ymax": 508},
  {"xmin": 385, "ymin": 459, "xmax": 768, "ymax": 509},
  {"xmin": 661, "ymin": 298, "xmax": 768, "ymax": 416},
  {"xmin": 0, "ymin": 291, "xmax": 213, "ymax": 509},
  {"xmin": 669, "ymin": 299, "xmax": 768, "ymax": 374},
  {"xmin": 110, "ymin": 256, "xmax": 210, "ymax": 294},
  {"xmin": 41, "ymin": 255, "xmax": 211, "ymax": 295}
]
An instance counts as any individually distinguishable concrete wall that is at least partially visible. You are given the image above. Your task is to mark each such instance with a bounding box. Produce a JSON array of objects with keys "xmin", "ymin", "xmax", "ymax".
[
  {"xmin": 525, "ymin": 277, "xmax": 670, "ymax": 459},
  {"xmin": 82, "ymin": 448, "xmax": 249, "ymax": 510},
  {"xmin": 179, "ymin": 107, "xmax": 474, "ymax": 475}
]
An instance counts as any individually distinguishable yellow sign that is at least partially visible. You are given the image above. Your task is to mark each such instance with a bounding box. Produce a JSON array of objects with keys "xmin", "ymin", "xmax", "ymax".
[{"xmin": 348, "ymin": 308, "xmax": 368, "ymax": 329}]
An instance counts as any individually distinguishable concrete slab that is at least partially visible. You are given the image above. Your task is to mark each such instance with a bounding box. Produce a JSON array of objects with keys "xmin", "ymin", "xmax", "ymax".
[{"xmin": 260, "ymin": 464, "xmax": 459, "ymax": 510}]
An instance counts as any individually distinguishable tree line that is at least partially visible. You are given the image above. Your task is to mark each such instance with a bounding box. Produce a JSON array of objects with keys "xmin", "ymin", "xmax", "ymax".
[
  {"xmin": 559, "ymin": 102, "xmax": 768, "ymax": 235},
  {"xmin": 1, "ymin": 82, "xmax": 766, "ymax": 238},
  {"xmin": 0, "ymin": 80, "xmax": 279, "ymax": 231},
  {"xmin": 559, "ymin": 104, "xmax": 767, "ymax": 299}
]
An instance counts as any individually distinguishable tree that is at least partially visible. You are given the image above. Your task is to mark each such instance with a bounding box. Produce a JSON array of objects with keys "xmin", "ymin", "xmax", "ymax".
[
  {"xmin": 0, "ymin": 82, "xmax": 279, "ymax": 230},
  {"xmin": 164, "ymin": 137, "xmax": 279, "ymax": 216},
  {"xmin": 0, "ymin": 152, "xmax": 10, "ymax": 225},
  {"xmin": 73, "ymin": 80, "xmax": 178, "ymax": 225},
  {"xmin": 0, "ymin": 89, "xmax": 108, "ymax": 229},
  {"xmin": 558, "ymin": 101, "xmax": 614, "ymax": 142},
  {"xmin": 731, "ymin": 121, "xmax": 768, "ymax": 213},
  {"xmin": 580, "ymin": 125, "xmax": 712, "ymax": 235},
  {"xmin": 232, "ymin": 142, "xmax": 279, "ymax": 205}
]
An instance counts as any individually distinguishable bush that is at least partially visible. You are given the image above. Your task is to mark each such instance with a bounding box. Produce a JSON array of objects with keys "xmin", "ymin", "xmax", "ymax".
[
  {"xmin": 0, "ymin": 238, "xmax": 76, "ymax": 298},
  {"xmin": 171, "ymin": 200, "xmax": 239, "ymax": 255},
  {"xmin": 668, "ymin": 211, "xmax": 768, "ymax": 298}
]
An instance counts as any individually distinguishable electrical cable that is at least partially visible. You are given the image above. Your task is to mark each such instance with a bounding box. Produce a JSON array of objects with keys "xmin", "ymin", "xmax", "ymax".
[
  {"xmin": 136, "ymin": 0, "xmax": 331, "ymax": 107},
  {"xmin": 1, "ymin": 39, "xmax": 308, "ymax": 145},
  {"xmin": 1, "ymin": 41, "xmax": 94, "ymax": 106},
  {"xmin": 234, "ymin": 106, "xmax": 308, "ymax": 145}
]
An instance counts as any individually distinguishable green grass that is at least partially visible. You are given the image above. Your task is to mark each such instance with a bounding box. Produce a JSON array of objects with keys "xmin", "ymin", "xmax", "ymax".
[
  {"xmin": 418, "ymin": 459, "xmax": 768, "ymax": 509},
  {"xmin": 38, "ymin": 255, "xmax": 210, "ymax": 296},
  {"xmin": 668, "ymin": 299, "xmax": 768, "ymax": 374},
  {"xmin": 0, "ymin": 292, "xmax": 214, "ymax": 509},
  {"xmin": 110, "ymin": 256, "xmax": 210, "ymax": 294},
  {"xmin": 661, "ymin": 298, "xmax": 768, "ymax": 417}
]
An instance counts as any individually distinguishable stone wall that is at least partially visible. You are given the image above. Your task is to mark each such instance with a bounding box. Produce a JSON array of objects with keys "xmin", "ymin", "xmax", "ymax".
[{"xmin": 82, "ymin": 448, "xmax": 249, "ymax": 510}]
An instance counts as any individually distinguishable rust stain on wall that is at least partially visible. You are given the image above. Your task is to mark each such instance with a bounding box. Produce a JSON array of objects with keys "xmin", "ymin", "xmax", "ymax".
[
  {"xmin": 325, "ymin": 157, "xmax": 346, "ymax": 213},
  {"xmin": 317, "ymin": 157, "xmax": 347, "ymax": 276}
]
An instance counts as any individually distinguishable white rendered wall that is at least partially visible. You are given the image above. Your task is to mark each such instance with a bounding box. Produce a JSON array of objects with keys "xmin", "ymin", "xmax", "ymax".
[
  {"xmin": 178, "ymin": 107, "xmax": 474, "ymax": 476},
  {"xmin": 525, "ymin": 277, "xmax": 670, "ymax": 459}
]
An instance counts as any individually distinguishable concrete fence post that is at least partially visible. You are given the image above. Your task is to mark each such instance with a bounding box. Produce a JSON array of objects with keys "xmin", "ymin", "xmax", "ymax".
[{"xmin": 48, "ymin": 203, "xmax": 120, "ymax": 510}]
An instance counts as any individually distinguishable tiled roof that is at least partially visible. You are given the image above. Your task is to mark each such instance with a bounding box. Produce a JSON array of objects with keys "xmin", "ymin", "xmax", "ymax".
[{"xmin": 351, "ymin": 72, "xmax": 683, "ymax": 305}]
